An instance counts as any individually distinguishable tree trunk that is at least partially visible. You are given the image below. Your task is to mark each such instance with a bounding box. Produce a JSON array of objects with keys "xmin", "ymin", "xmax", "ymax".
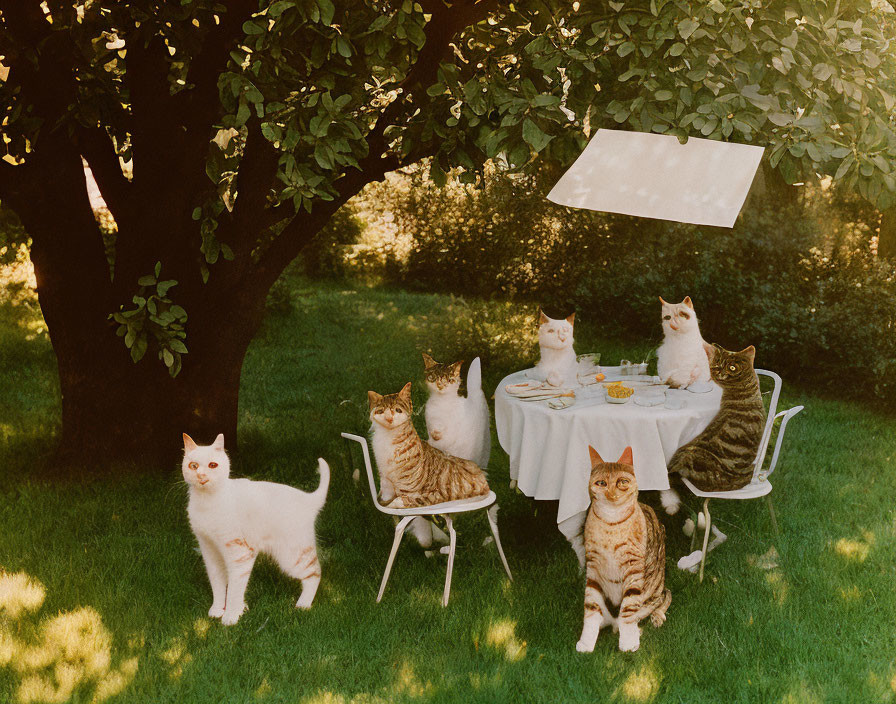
[
  {"xmin": 879, "ymin": 207, "xmax": 896, "ymax": 259},
  {"xmin": 43, "ymin": 274, "xmax": 268, "ymax": 466}
]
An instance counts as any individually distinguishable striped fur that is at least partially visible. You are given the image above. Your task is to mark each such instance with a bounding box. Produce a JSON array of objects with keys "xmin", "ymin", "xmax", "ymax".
[
  {"xmin": 369, "ymin": 382, "xmax": 490, "ymax": 509},
  {"xmin": 577, "ymin": 446, "xmax": 670, "ymax": 654},
  {"xmin": 667, "ymin": 343, "xmax": 765, "ymax": 492}
]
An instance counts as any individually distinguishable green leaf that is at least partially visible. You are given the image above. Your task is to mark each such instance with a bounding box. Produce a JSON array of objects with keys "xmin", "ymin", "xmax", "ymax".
[
  {"xmin": 170, "ymin": 340, "xmax": 188, "ymax": 354},
  {"xmin": 163, "ymin": 349, "xmax": 174, "ymax": 367},
  {"xmin": 655, "ymin": 90, "xmax": 673, "ymax": 101},
  {"xmin": 137, "ymin": 275, "xmax": 157, "ymax": 286},
  {"xmin": 677, "ymin": 19, "xmax": 699, "ymax": 40},
  {"xmin": 522, "ymin": 118, "xmax": 552, "ymax": 152},
  {"xmin": 669, "ymin": 42, "xmax": 685, "ymax": 57},
  {"xmin": 154, "ymin": 261, "xmax": 162, "ymax": 278},
  {"xmin": 317, "ymin": 0, "xmax": 335, "ymax": 26},
  {"xmin": 156, "ymin": 280, "xmax": 177, "ymax": 297},
  {"xmin": 242, "ymin": 20, "xmax": 264, "ymax": 35},
  {"xmin": 617, "ymin": 41, "xmax": 635, "ymax": 57}
]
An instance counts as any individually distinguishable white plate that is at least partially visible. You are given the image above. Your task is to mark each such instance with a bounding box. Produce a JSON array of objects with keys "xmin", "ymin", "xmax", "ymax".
[{"xmin": 686, "ymin": 381, "xmax": 714, "ymax": 394}]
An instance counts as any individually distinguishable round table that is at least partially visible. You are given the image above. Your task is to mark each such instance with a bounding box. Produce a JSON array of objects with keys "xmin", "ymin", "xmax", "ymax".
[{"xmin": 494, "ymin": 369, "xmax": 722, "ymax": 562}]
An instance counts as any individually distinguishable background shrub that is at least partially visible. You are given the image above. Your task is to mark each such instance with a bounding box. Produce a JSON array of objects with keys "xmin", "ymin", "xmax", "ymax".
[{"xmin": 303, "ymin": 164, "xmax": 896, "ymax": 406}]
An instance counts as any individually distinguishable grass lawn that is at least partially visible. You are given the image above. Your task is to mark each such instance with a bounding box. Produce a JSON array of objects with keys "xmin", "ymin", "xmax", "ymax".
[{"xmin": 1, "ymin": 270, "xmax": 895, "ymax": 704}]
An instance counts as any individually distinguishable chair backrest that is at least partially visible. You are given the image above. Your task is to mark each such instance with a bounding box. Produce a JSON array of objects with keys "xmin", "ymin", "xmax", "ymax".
[
  {"xmin": 752, "ymin": 369, "xmax": 782, "ymax": 475},
  {"xmin": 341, "ymin": 432, "xmax": 387, "ymax": 512},
  {"xmin": 762, "ymin": 405, "xmax": 804, "ymax": 479}
]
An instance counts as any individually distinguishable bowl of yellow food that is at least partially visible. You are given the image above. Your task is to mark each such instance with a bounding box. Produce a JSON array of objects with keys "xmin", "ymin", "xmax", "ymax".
[{"xmin": 604, "ymin": 381, "xmax": 634, "ymax": 404}]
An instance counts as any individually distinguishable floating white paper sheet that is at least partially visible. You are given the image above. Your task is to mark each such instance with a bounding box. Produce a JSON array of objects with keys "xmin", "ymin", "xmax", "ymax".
[{"xmin": 546, "ymin": 129, "xmax": 764, "ymax": 228}]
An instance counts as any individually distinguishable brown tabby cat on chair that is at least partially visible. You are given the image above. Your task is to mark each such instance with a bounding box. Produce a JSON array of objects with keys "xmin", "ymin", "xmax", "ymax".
[
  {"xmin": 667, "ymin": 343, "xmax": 765, "ymax": 493},
  {"xmin": 368, "ymin": 382, "xmax": 490, "ymax": 508},
  {"xmin": 577, "ymin": 446, "xmax": 671, "ymax": 654}
]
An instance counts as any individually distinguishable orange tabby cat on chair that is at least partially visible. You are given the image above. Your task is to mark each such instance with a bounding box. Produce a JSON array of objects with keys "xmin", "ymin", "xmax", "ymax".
[
  {"xmin": 368, "ymin": 382, "xmax": 490, "ymax": 509},
  {"xmin": 577, "ymin": 446, "xmax": 671, "ymax": 653}
]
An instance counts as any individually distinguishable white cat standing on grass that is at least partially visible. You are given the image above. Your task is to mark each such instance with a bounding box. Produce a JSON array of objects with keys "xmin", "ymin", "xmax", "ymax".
[
  {"xmin": 182, "ymin": 433, "xmax": 329, "ymax": 625},
  {"xmin": 535, "ymin": 310, "xmax": 578, "ymax": 387},
  {"xmin": 423, "ymin": 354, "xmax": 491, "ymax": 469}
]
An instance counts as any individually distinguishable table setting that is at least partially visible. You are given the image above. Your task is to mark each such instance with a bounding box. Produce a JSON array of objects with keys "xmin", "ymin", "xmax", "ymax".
[{"xmin": 494, "ymin": 353, "xmax": 722, "ymax": 559}]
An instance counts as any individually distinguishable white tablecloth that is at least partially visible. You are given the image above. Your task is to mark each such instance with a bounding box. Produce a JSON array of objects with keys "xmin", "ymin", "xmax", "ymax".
[{"xmin": 494, "ymin": 370, "xmax": 722, "ymax": 542}]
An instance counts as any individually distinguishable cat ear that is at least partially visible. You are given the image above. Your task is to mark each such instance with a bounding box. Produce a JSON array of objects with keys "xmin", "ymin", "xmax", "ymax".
[
  {"xmin": 738, "ymin": 345, "xmax": 756, "ymax": 362},
  {"xmin": 212, "ymin": 434, "xmax": 225, "ymax": 450},
  {"xmin": 658, "ymin": 296, "xmax": 668, "ymax": 306},
  {"xmin": 539, "ymin": 309, "xmax": 550, "ymax": 325},
  {"xmin": 182, "ymin": 433, "xmax": 197, "ymax": 452},
  {"xmin": 368, "ymin": 390, "xmax": 383, "ymax": 409},
  {"xmin": 588, "ymin": 445, "xmax": 604, "ymax": 466},
  {"xmin": 422, "ymin": 352, "xmax": 437, "ymax": 370},
  {"xmin": 566, "ymin": 312, "xmax": 575, "ymax": 325},
  {"xmin": 703, "ymin": 342, "xmax": 716, "ymax": 361},
  {"xmin": 682, "ymin": 296, "xmax": 694, "ymax": 309},
  {"xmin": 617, "ymin": 446, "xmax": 634, "ymax": 466},
  {"xmin": 451, "ymin": 361, "xmax": 463, "ymax": 376},
  {"xmin": 398, "ymin": 382, "xmax": 412, "ymax": 401}
]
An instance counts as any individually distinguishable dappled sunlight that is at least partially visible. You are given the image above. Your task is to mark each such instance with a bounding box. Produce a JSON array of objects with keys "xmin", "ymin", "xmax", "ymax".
[
  {"xmin": 301, "ymin": 662, "xmax": 434, "ymax": 704},
  {"xmin": 481, "ymin": 619, "xmax": 527, "ymax": 662},
  {"xmin": 838, "ymin": 585, "xmax": 861, "ymax": 602},
  {"xmin": 780, "ymin": 680, "xmax": 822, "ymax": 704},
  {"xmin": 0, "ymin": 572, "xmax": 46, "ymax": 618},
  {"xmin": 834, "ymin": 531, "xmax": 875, "ymax": 563},
  {"xmin": 617, "ymin": 662, "xmax": 661, "ymax": 702},
  {"xmin": 255, "ymin": 676, "xmax": 272, "ymax": 699},
  {"xmin": 765, "ymin": 570, "xmax": 789, "ymax": 607},
  {"xmin": 0, "ymin": 571, "xmax": 139, "ymax": 703},
  {"xmin": 159, "ymin": 636, "xmax": 192, "ymax": 680}
]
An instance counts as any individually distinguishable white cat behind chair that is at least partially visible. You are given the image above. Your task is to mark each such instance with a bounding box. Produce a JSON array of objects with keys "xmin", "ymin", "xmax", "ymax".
[
  {"xmin": 423, "ymin": 354, "xmax": 491, "ymax": 469},
  {"xmin": 535, "ymin": 310, "xmax": 577, "ymax": 387},
  {"xmin": 182, "ymin": 433, "xmax": 329, "ymax": 625},
  {"xmin": 656, "ymin": 296, "xmax": 710, "ymax": 389}
]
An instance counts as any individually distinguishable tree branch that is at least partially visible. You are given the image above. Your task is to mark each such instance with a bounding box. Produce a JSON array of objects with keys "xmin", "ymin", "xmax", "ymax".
[
  {"xmin": 74, "ymin": 126, "xmax": 132, "ymax": 225},
  {"xmin": 248, "ymin": 1, "xmax": 499, "ymax": 290}
]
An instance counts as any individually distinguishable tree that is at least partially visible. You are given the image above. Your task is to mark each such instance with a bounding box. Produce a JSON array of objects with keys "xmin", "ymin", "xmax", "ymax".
[{"xmin": 1, "ymin": 0, "xmax": 894, "ymax": 466}]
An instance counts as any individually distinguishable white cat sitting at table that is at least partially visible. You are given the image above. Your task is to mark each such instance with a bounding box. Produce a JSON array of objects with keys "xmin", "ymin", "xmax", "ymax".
[
  {"xmin": 656, "ymin": 296, "xmax": 710, "ymax": 389},
  {"xmin": 535, "ymin": 310, "xmax": 578, "ymax": 387},
  {"xmin": 182, "ymin": 433, "xmax": 329, "ymax": 625}
]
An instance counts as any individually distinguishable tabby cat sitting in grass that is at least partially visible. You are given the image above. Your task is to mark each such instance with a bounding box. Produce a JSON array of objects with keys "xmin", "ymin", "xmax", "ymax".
[
  {"xmin": 368, "ymin": 382, "xmax": 490, "ymax": 511},
  {"xmin": 577, "ymin": 446, "xmax": 670, "ymax": 654},
  {"xmin": 666, "ymin": 343, "xmax": 765, "ymax": 494}
]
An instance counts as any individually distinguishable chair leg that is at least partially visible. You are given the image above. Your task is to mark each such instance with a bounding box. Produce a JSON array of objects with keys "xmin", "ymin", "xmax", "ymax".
[
  {"xmin": 377, "ymin": 516, "xmax": 414, "ymax": 603},
  {"xmin": 442, "ymin": 515, "xmax": 457, "ymax": 607},
  {"xmin": 689, "ymin": 509, "xmax": 698, "ymax": 552},
  {"xmin": 486, "ymin": 505, "xmax": 513, "ymax": 581},
  {"xmin": 698, "ymin": 498, "xmax": 711, "ymax": 583},
  {"xmin": 765, "ymin": 494, "xmax": 780, "ymax": 535},
  {"xmin": 342, "ymin": 439, "xmax": 359, "ymax": 484}
]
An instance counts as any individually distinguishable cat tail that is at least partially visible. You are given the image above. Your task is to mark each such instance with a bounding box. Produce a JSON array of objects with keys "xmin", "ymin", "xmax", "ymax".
[
  {"xmin": 310, "ymin": 458, "xmax": 330, "ymax": 509},
  {"xmin": 467, "ymin": 357, "xmax": 483, "ymax": 395}
]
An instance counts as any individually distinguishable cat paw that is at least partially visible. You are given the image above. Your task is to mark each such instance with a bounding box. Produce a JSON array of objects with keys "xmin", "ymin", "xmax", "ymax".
[
  {"xmin": 618, "ymin": 626, "xmax": 641, "ymax": 653},
  {"xmin": 388, "ymin": 497, "xmax": 406, "ymax": 509},
  {"xmin": 208, "ymin": 604, "xmax": 225, "ymax": 619},
  {"xmin": 660, "ymin": 489, "xmax": 681, "ymax": 516},
  {"xmin": 575, "ymin": 639, "xmax": 595, "ymax": 653},
  {"xmin": 295, "ymin": 595, "xmax": 315, "ymax": 610},
  {"xmin": 677, "ymin": 550, "xmax": 703, "ymax": 573},
  {"xmin": 221, "ymin": 611, "xmax": 242, "ymax": 626},
  {"xmin": 682, "ymin": 517, "xmax": 695, "ymax": 537},
  {"xmin": 650, "ymin": 610, "xmax": 667, "ymax": 628}
]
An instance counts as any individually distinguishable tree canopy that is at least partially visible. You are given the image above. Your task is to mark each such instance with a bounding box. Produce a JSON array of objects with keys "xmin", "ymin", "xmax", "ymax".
[{"xmin": 0, "ymin": 0, "xmax": 894, "ymax": 460}]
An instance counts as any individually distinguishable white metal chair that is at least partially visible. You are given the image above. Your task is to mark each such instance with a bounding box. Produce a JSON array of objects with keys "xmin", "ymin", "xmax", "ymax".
[
  {"xmin": 680, "ymin": 369, "xmax": 804, "ymax": 582},
  {"xmin": 341, "ymin": 432, "xmax": 512, "ymax": 606}
]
